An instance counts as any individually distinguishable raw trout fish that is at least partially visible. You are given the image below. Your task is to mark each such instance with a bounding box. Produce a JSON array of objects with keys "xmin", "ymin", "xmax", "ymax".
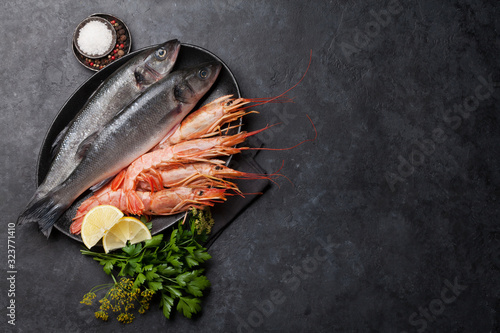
[
  {"xmin": 37, "ymin": 39, "xmax": 181, "ymax": 201},
  {"xmin": 18, "ymin": 61, "xmax": 222, "ymax": 237}
]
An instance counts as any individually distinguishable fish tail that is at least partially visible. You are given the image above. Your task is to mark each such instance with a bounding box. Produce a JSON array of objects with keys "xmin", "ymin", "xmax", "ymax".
[{"xmin": 17, "ymin": 190, "xmax": 69, "ymax": 238}]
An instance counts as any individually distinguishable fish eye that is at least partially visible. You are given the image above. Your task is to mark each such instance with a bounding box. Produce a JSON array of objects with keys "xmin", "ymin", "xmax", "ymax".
[
  {"xmin": 215, "ymin": 165, "xmax": 222, "ymax": 170},
  {"xmin": 198, "ymin": 68, "xmax": 209, "ymax": 79},
  {"xmin": 198, "ymin": 190, "xmax": 204, "ymax": 196},
  {"xmin": 155, "ymin": 48, "xmax": 167, "ymax": 60}
]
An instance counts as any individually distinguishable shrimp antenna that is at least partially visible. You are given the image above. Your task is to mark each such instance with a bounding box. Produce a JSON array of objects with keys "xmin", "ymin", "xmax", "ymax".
[
  {"xmin": 181, "ymin": 211, "xmax": 189, "ymax": 225},
  {"xmin": 244, "ymin": 114, "xmax": 317, "ymax": 151},
  {"xmin": 244, "ymin": 50, "xmax": 312, "ymax": 109},
  {"xmin": 268, "ymin": 160, "xmax": 295, "ymax": 188}
]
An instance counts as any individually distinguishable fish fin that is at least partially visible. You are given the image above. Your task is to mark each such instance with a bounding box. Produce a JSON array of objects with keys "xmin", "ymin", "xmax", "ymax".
[
  {"xmin": 76, "ymin": 131, "xmax": 98, "ymax": 160},
  {"xmin": 50, "ymin": 124, "xmax": 69, "ymax": 160},
  {"xmin": 157, "ymin": 123, "xmax": 179, "ymax": 147},
  {"xmin": 17, "ymin": 191, "xmax": 69, "ymax": 238},
  {"xmin": 111, "ymin": 169, "xmax": 126, "ymax": 190},
  {"xmin": 89, "ymin": 176, "xmax": 113, "ymax": 192}
]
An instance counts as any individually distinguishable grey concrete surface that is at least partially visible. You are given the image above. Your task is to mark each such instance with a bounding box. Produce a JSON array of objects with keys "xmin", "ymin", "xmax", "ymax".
[{"xmin": 1, "ymin": 0, "xmax": 499, "ymax": 332}]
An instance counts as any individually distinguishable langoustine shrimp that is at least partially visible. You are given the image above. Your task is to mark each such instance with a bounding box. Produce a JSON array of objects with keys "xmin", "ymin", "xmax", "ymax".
[
  {"xmin": 154, "ymin": 95, "xmax": 256, "ymax": 149},
  {"xmin": 70, "ymin": 187, "xmax": 229, "ymax": 234},
  {"xmin": 113, "ymin": 127, "xmax": 270, "ymax": 214},
  {"xmin": 136, "ymin": 160, "xmax": 273, "ymax": 192}
]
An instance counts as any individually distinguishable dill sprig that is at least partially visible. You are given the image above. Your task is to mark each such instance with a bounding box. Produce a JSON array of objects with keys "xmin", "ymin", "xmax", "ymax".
[
  {"xmin": 80, "ymin": 277, "xmax": 154, "ymax": 323},
  {"xmin": 191, "ymin": 207, "xmax": 215, "ymax": 236}
]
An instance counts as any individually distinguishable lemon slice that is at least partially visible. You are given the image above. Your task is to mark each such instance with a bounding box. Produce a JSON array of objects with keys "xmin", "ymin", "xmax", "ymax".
[
  {"xmin": 103, "ymin": 216, "xmax": 152, "ymax": 253},
  {"xmin": 81, "ymin": 205, "xmax": 124, "ymax": 249}
]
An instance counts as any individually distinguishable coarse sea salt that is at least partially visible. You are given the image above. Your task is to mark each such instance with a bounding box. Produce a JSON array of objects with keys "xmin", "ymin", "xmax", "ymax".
[{"xmin": 77, "ymin": 20, "xmax": 114, "ymax": 56}]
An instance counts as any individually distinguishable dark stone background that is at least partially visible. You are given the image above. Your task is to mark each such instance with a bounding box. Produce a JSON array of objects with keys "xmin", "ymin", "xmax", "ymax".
[{"xmin": 1, "ymin": 1, "xmax": 499, "ymax": 332}]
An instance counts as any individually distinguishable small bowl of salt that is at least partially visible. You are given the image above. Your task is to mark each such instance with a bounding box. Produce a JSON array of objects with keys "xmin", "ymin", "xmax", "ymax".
[{"xmin": 73, "ymin": 16, "xmax": 116, "ymax": 59}]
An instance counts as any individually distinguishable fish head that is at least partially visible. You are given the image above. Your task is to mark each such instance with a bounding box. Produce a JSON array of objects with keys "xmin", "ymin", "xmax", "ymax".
[
  {"xmin": 173, "ymin": 61, "xmax": 222, "ymax": 106},
  {"xmin": 134, "ymin": 39, "xmax": 181, "ymax": 87}
]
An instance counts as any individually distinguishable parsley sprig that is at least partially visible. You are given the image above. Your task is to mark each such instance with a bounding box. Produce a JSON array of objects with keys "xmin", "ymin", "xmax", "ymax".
[{"xmin": 80, "ymin": 208, "xmax": 214, "ymax": 322}]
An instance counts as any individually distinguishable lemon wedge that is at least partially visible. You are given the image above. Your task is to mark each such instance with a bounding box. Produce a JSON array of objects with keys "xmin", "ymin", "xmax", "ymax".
[
  {"xmin": 81, "ymin": 205, "xmax": 124, "ymax": 250},
  {"xmin": 103, "ymin": 216, "xmax": 152, "ymax": 253}
]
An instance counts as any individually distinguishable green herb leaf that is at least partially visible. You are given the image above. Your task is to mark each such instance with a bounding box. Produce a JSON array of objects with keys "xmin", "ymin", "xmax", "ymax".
[
  {"xmin": 175, "ymin": 271, "xmax": 192, "ymax": 287},
  {"xmin": 135, "ymin": 273, "xmax": 146, "ymax": 287},
  {"xmin": 160, "ymin": 292, "xmax": 174, "ymax": 319},
  {"xmin": 157, "ymin": 264, "xmax": 177, "ymax": 276},
  {"xmin": 122, "ymin": 243, "xmax": 142, "ymax": 256},
  {"xmin": 120, "ymin": 260, "xmax": 138, "ymax": 277},
  {"xmin": 167, "ymin": 254, "xmax": 182, "ymax": 268},
  {"xmin": 185, "ymin": 246, "xmax": 196, "ymax": 256},
  {"xmin": 166, "ymin": 285, "xmax": 182, "ymax": 298},
  {"xmin": 144, "ymin": 234, "xmax": 163, "ymax": 248},
  {"xmin": 169, "ymin": 229, "xmax": 179, "ymax": 252},
  {"xmin": 145, "ymin": 270, "xmax": 160, "ymax": 281},
  {"xmin": 194, "ymin": 249, "xmax": 212, "ymax": 263},
  {"xmin": 102, "ymin": 259, "xmax": 115, "ymax": 275},
  {"xmin": 185, "ymin": 255, "xmax": 199, "ymax": 268},
  {"xmin": 147, "ymin": 281, "xmax": 163, "ymax": 292},
  {"xmin": 188, "ymin": 275, "xmax": 210, "ymax": 297},
  {"xmin": 177, "ymin": 296, "xmax": 201, "ymax": 318}
]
